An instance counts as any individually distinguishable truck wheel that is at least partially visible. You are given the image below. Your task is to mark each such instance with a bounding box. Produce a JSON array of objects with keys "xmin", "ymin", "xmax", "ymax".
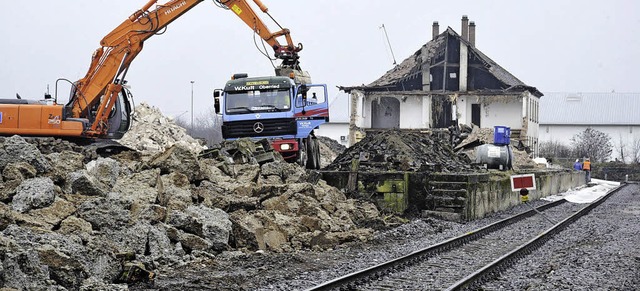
[
  {"xmin": 314, "ymin": 139, "xmax": 321, "ymax": 169},
  {"xmin": 306, "ymin": 137, "xmax": 318, "ymax": 169},
  {"xmin": 297, "ymin": 140, "xmax": 307, "ymax": 167}
]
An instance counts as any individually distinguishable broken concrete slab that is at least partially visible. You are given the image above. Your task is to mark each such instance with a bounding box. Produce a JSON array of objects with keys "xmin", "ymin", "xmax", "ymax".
[{"xmin": 11, "ymin": 177, "xmax": 57, "ymax": 213}]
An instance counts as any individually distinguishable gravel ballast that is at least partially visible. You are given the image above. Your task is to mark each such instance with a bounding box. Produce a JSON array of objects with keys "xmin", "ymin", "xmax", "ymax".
[{"xmin": 481, "ymin": 183, "xmax": 640, "ymax": 290}]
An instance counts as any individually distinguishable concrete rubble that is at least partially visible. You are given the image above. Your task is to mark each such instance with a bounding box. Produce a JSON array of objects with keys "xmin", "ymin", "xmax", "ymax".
[
  {"xmin": 0, "ymin": 107, "xmax": 381, "ymax": 290},
  {"xmin": 317, "ymin": 136, "xmax": 346, "ymax": 168},
  {"xmin": 118, "ymin": 102, "xmax": 206, "ymax": 155}
]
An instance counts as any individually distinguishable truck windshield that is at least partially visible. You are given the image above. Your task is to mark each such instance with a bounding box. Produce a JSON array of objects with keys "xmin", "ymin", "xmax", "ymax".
[{"xmin": 226, "ymin": 89, "xmax": 291, "ymax": 114}]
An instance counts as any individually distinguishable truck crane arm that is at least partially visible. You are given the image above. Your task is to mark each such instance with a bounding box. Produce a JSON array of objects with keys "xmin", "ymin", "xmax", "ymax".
[
  {"xmin": 70, "ymin": 0, "xmax": 304, "ymax": 138},
  {"xmin": 214, "ymin": 0, "xmax": 303, "ymax": 69}
]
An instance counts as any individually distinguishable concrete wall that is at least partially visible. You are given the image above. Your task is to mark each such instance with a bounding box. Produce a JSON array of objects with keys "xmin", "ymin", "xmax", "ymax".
[
  {"xmin": 322, "ymin": 169, "xmax": 584, "ymax": 222},
  {"xmin": 539, "ymin": 124, "xmax": 640, "ymax": 162},
  {"xmin": 465, "ymin": 170, "xmax": 584, "ymax": 220}
]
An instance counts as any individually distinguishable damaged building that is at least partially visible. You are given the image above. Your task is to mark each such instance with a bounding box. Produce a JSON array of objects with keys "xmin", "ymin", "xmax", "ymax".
[{"xmin": 340, "ymin": 16, "xmax": 543, "ymax": 156}]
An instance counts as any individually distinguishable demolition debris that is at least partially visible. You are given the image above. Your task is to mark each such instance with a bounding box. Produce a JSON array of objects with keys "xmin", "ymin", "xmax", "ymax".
[
  {"xmin": 0, "ymin": 107, "xmax": 381, "ymax": 290},
  {"xmin": 326, "ymin": 129, "xmax": 480, "ymax": 173}
]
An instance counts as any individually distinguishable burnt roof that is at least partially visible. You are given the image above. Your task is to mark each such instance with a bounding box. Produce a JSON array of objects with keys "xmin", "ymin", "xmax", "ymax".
[{"xmin": 340, "ymin": 27, "xmax": 542, "ymax": 97}]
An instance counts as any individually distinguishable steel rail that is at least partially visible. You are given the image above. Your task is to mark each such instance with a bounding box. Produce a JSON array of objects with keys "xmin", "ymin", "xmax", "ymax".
[
  {"xmin": 305, "ymin": 199, "xmax": 566, "ymax": 291},
  {"xmin": 445, "ymin": 183, "xmax": 627, "ymax": 291}
]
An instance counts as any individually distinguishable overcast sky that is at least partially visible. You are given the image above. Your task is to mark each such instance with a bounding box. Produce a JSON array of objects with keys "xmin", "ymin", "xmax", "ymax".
[{"xmin": 1, "ymin": 1, "xmax": 639, "ymax": 122}]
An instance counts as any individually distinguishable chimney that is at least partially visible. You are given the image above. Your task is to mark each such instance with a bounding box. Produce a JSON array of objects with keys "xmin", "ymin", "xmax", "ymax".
[
  {"xmin": 432, "ymin": 21, "xmax": 439, "ymax": 40},
  {"xmin": 469, "ymin": 21, "xmax": 476, "ymax": 46},
  {"xmin": 461, "ymin": 15, "xmax": 469, "ymax": 40}
]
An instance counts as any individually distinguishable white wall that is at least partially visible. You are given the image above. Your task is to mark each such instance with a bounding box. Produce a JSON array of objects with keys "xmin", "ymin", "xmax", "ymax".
[
  {"xmin": 524, "ymin": 93, "xmax": 540, "ymax": 155},
  {"xmin": 456, "ymin": 95, "xmax": 524, "ymax": 129},
  {"xmin": 481, "ymin": 98, "xmax": 522, "ymax": 129},
  {"xmin": 349, "ymin": 90, "xmax": 541, "ymax": 155},
  {"xmin": 539, "ymin": 124, "xmax": 640, "ymax": 161},
  {"xmin": 356, "ymin": 94, "xmax": 427, "ymax": 129},
  {"xmin": 316, "ymin": 122, "xmax": 350, "ymax": 147},
  {"xmin": 399, "ymin": 95, "xmax": 427, "ymax": 128}
]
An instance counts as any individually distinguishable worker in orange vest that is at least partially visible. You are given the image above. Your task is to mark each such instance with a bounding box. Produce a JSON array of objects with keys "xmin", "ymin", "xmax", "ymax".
[{"xmin": 582, "ymin": 157, "xmax": 591, "ymax": 183}]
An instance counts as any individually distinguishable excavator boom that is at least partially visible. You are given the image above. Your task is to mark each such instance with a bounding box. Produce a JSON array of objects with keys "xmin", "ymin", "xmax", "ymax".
[{"xmin": 72, "ymin": 0, "xmax": 203, "ymax": 137}]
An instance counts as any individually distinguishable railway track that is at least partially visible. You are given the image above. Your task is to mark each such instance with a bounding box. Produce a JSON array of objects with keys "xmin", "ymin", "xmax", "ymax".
[{"xmin": 305, "ymin": 184, "xmax": 625, "ymax": 291}]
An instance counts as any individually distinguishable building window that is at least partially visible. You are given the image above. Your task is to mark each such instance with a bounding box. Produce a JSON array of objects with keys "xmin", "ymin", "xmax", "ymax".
[
  {"xmin": 533, "ymin": 100, "xmax": 536, "ymax": 123},
  {"xmin": 535, "ymin": 100, "xmax": 540, "ymax": 123}
]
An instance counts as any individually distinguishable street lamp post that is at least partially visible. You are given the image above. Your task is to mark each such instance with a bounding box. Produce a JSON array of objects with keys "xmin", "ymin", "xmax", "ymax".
[{"xmin": 190, "ymin": 80, "xmax": 195, "ymax": 130}]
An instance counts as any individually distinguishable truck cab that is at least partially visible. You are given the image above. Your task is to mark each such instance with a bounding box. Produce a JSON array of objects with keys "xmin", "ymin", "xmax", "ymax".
[{"xmin": 214, "ymin": 74, "xmax": 329, "ymax": 169}]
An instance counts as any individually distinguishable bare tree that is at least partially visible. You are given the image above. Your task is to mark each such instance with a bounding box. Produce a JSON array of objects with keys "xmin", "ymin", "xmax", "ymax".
[
  {"xmin": 538, "ymin": 140, "xmax": 572, "ymax": 160},
  {"xmin": 615, "ymin": 134, "xmax": 626, "ymax": 163},
  {"xmin": 175, "ymin": 107, "xmax": 223, "ymax": 146},
  {"xmin": 631, "ymin": 138, "xmax": 640, "ymax": 164},
  {"xmin": 570, "ymin": 127, "xmax": 612, "ymax": 162}
]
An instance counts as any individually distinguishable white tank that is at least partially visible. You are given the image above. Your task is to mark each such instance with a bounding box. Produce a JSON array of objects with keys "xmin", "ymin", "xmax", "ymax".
[{"xmin": 475, "ymin": 144, "xmax": 512, "ymax": 170}]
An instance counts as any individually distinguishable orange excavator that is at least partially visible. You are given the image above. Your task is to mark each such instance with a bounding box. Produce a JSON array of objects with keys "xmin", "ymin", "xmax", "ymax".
[{"xmin": 0, "ymin": 0, "xmax": 307, "ymax": 140}]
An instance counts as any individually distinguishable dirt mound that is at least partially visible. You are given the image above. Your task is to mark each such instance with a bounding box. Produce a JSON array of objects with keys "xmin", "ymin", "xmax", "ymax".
[{"xmin": 325, "ymin": 130, "xmax": 479, "ymax": 173}]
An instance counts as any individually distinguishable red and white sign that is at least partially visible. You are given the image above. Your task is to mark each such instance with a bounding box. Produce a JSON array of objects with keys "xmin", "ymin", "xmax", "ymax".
[{"xmin": 511, "ymin": 174, "xmax": 536, "ymax": 191}]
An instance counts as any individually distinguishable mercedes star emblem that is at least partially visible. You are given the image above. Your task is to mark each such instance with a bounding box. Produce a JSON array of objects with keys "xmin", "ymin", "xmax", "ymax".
[{"xmin": 253, "ymin": 122, "xmax": 265, "ymax": 133}]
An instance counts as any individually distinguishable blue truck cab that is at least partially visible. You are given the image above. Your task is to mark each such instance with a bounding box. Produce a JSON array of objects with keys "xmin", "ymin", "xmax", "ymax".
[{"xmin": 214, "ymin": 74, "xmax": 329, "ymax": 169}]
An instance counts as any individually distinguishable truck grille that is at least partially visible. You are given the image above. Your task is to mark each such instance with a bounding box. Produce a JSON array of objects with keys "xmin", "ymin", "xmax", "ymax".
[{"xmin": 222, "ymin": 118, "xmax": 296, "ymax": 138}]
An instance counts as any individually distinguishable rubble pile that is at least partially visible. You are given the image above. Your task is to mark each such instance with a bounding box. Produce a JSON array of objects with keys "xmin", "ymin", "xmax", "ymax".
[
  {"xmin": 317, "ymin": 136, "xmax": 347, "ymax": 168},
  {"xmin": 0, "ymin": 121, "xmax": 381, "ymax": 289},
  {"xmin": 325, "ymin": 130, "xmax": 479, "ymax": 173},
  {"xmin": 118, "ymin": 102, "xmax": 206, "ymax": 155},
  {"xmin": 453, "ymin": 125, "xmax": 541, "ymax": 170}
]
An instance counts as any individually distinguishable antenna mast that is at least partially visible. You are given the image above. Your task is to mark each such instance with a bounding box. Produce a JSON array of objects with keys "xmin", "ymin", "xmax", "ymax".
[{"xmin": 380, "ymin": 24, "xmax": 397, "ymax": 65}]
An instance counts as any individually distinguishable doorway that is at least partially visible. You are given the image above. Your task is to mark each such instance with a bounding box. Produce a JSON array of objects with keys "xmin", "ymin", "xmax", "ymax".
[
  {"xmin": 371, "ymin": 97, "xmax": 400, "ymax": 129},
  {"xmin": 471, "ymin": 103, "xmax": 481, "ymax": 127}
]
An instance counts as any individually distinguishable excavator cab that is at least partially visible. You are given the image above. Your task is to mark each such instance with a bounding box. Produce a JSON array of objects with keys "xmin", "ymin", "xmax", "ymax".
[
  {"xmin": 63, "ymin": 84, "xmax": 134, "ymax": 139},
  {"xmin": 105, "ymin": 87, "xmax": 133, "ymax": 139}
]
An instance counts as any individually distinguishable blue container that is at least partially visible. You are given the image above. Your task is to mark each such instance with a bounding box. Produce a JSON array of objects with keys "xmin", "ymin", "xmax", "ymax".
[{"xmin": 493, "ymin": 126, "xmax": 511, "ymax": 145}]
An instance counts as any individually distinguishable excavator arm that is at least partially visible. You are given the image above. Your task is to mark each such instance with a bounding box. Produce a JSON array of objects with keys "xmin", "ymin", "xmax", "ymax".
[
  {"xmin": 71, "ymin": 0, "xmax": 203, "ymax": 137},
  {"xmin": 215, "ymin": 0, "xmax": 303, "ymax": 68},
  {"xmin": 71, "ymin": 0, "xmax": 303, "ymax": 137}
]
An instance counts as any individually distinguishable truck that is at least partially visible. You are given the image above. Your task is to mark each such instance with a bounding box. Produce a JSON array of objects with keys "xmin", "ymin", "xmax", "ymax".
[
  {"xmin": 214, "ymin": 73, "xmax": 329, "ymax": 169},
  {"xmin": 0, "ymin": 0, "xmax": 313, "ymax": 143}
]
